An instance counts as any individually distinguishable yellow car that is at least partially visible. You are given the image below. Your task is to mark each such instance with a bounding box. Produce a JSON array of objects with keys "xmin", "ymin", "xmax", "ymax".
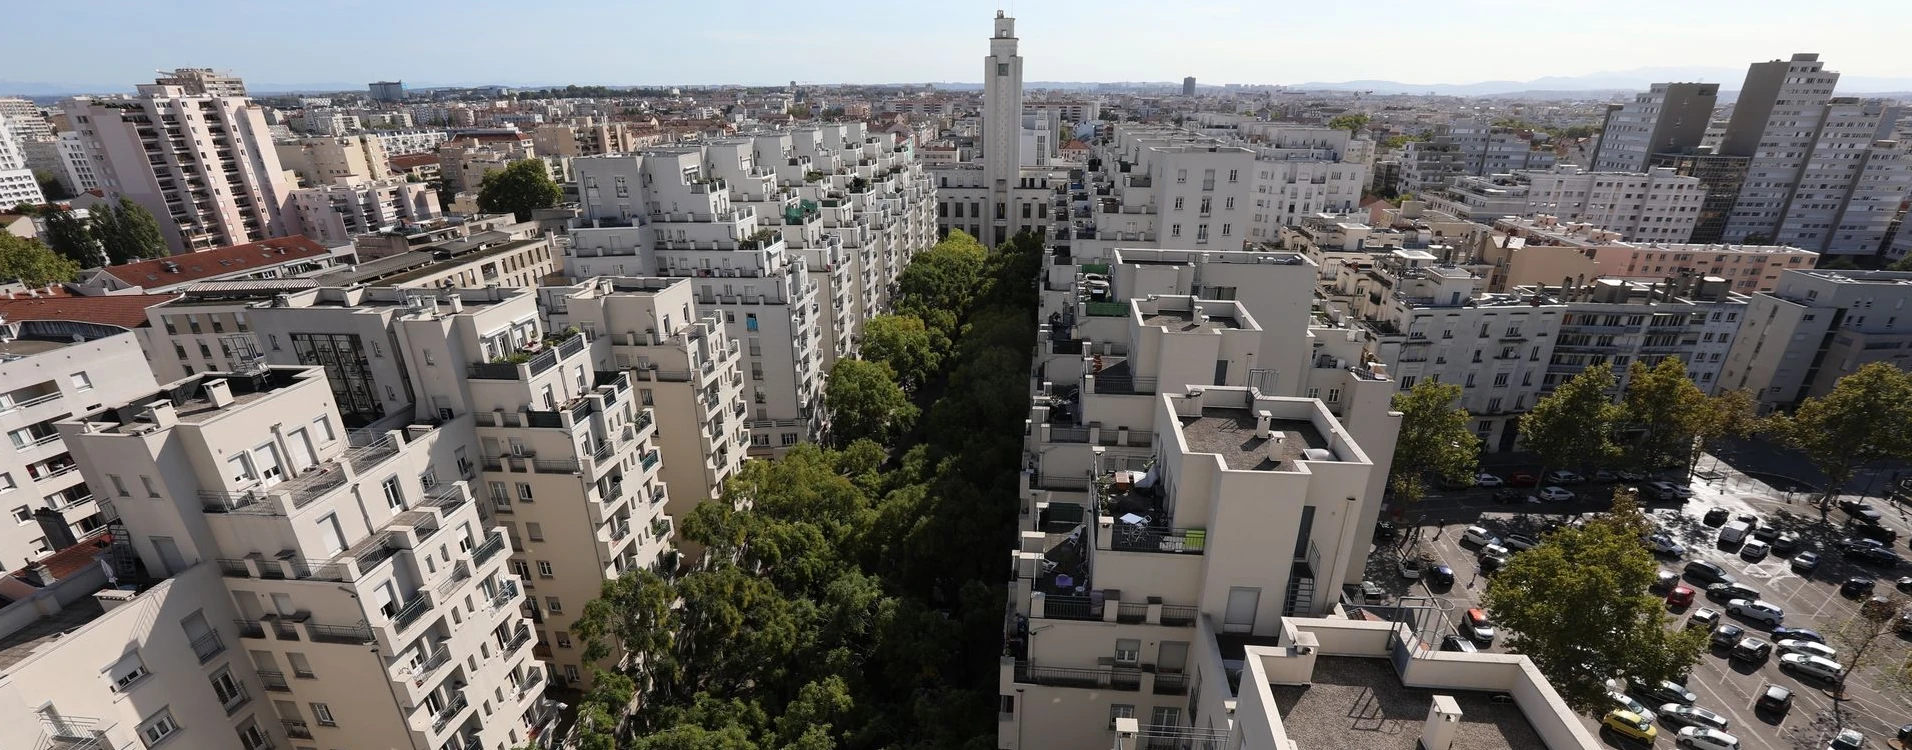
[{"xmin": 1602, "ymin": 709, "xmax": 1658, "ymax": 743}]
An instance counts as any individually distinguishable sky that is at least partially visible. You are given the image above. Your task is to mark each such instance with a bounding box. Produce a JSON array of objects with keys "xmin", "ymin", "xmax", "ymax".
[{"xmin": 10, "ymin": 0, "xmax": 1912, "ymax": 91}]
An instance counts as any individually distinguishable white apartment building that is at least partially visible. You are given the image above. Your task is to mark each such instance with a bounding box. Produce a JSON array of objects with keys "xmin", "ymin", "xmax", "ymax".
[
  {"xmin": 1770, "ymin": 99, "xmax": 1910, "ymax": 255},
  {"xmin": 1490, "ymin": 216, "xmax": 1817, "ymax": 293},
  {"xmin": 1398, "ymin": 139, "xmax": 1467, "ymax": 193},
  {"xmin": 1720, "ymin": 269, "xmax": 1912, "ymax": 411},
  {"xmin": 68, "ymin": 81, "xmax": 296, "ymax": 253},
  {"xmin": 0, "ymin": 97, "xmax": 54, "ymax": 141},
  {"xmin": 1528, "ymin": 276, "xmax": 1747, "ymax": 395},
  {"xmin": 0, "ymin": 117, "xmax": 46, "ymax": 207},
  {"xmin": 1591, "ymin": 83, "xmax": 1720, "ymax": 173},
  {"xmin": 287, "ymin": 177, "xmax": 441, "ymax": 245},
  {"xmin": 1518, "ymin": 166, "xmax": 1705, "ymax": 243},
  {"xmin": 374, "ymin": 129, "xmax": 452, "ymax": 156},
  {"xmin": 0, "ymin": 322, "xmax": 156, "ymax": 567},
  {"xmin": 154, "ymin": 67, "xmax": 248, "ymax": 97},
  {"xmin": 274, "ymin": 134, "xmax": 393, "ymax": 186},
  {"xmin": 57, "ymin": 131, "xmax": 102, "ymax": 194},
  {"xmin": 17, "ymin": 363, "xmax": 552, "ymax": 750},
  {"xmin": 541, "ymin": 277, "xmax": 750, "ymax": 536}
]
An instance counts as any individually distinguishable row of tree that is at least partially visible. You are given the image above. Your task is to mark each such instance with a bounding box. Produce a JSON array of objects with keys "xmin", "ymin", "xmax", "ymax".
[
  {"xmin": 10, "ymin": 198, "xmax": 169, "ymax": 267},
  {"xmin": 563, "ymin": 230, "xmax": 1039, "ymax": 750}
]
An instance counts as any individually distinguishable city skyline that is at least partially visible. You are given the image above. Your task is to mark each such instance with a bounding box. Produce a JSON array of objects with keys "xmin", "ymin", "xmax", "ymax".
[{"xmin": 11, "ymin": 0, "xmax": 1912, "ymax": 94}]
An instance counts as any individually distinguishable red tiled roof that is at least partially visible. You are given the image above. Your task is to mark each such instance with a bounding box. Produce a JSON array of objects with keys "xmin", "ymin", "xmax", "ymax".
[
  {"xmin": 102, "ymin": 236, "xmax": 331, "ymax": 288},
  {"xmin": 390, "ymin": 153, "xmax": 439, "ymax": 169},
  {"xmin": 0, "ymin": 292, "xmax": 179, "ymax": 328},
  {"xmin": 11, "ymin": 529, "xmax": 113, "ymax": 583}
]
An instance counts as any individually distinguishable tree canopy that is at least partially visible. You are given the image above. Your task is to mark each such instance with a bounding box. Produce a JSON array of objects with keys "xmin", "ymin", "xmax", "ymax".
[
  {"xmin": 91, "ymin": 197, "xmax": 168, "ymax": 264},
  {"xmin": 1483, "ymin": 490, "xmax": 1707, "ymax": 713},
  {"xmin": 825, "ymin": 359, "xmax": 917, "ymax": 447},
  {"xmin": 0, "ymin": 233, "xmax": 82, "ymax": 287},
  {"xmin": 476, "ymin": 159, "xmax": 562, "ymax": 221},
  {"xmin": 41, "ymin": 204, "xmax": 102, "ymax": 267},
  {"xmin": 1326, "ymin": 114, "xmax": 1370, "ymax": 134},
  {"xmin": 1518, "ymin": 361, "xmax": 1620, "ymax": 475},
  {"xmin": 1775, "ymin": 362, "xmax": 1912, "ymax": 499},
  {"xmin": 857, "ymin": 315, "xmax": 941, "ymax": 393},
  {"xmin": 1619, "ymin": 358, "xmax": 1711, "ymax": 471},
  {"xmin": 1387, "ymin": 380, "xmax": 1478, "ymax": 504}
]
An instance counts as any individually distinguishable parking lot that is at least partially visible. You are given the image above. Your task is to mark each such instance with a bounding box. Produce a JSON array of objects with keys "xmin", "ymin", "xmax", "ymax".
[{"xmin": 1363, "ymin": 459, "xmax": 1912, "ymax": 749}]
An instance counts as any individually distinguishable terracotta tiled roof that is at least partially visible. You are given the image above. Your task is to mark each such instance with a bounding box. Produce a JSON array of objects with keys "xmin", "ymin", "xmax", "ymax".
[
  {"xmin": 390, "ymin": 153, "xmax": 440, "ymax": 169},
  {"xmin": 10, "ymin": 529, "xmax": 113, "ymax": 584},
  {"xmin": 0, "ymin": 292, "xmax": 179, "ymax": 328},
  {"xmin": 101, "ymin": 236, "xmax": 331, "ymax": 288}
]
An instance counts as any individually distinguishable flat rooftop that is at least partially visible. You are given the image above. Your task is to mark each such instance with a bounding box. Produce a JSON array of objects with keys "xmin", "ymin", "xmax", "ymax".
[
  {"xmin": 1144, "ymin": 308, "xmax": 1240, "ymax": 331},
  {"xmin": 0, "ymin": 597, "xmax": 105, "ymax": 670},
  {"xmin": 1177, "ymin": 408, "xmax": 1328, "ymax": 471},
  {"xmin": 1267, "ymin": 657, "xmax": 1542, "ymax": 750}
]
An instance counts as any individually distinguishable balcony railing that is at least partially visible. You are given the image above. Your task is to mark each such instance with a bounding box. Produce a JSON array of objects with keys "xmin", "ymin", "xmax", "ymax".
[
  {"xmin": 1013, "ymin": 662, "xmax": 1141, "ymax": 691},
  {"xmin": 1154, "ymin": 672, "xmax": 1191, "ymax": 696},
  {"xmin": 390, "ymin": 595, "xmax": 434, "ymax": 633},
  {"xmin": 473, "ymin": 532, "xmax": 506, "ymax": 565},
  {"xmin": 640, "ymin": 450, "xmax": 660, "ymax": 472},
  {"xmin": 1110, "ymin": 525, "xmax": 1207, "ymax": 554},
  {"xmin": 307, "ymin": 622, "xmax": 375, "ymax": 645},
  {"xmin": 1160, "ymin": 605, "xmax": 1199, "ymax": 627},
  {"xmin": 489, "ymin": 578, "xmax": 520, "ymax": 611},
  {"xmin": 414, "ymin": 642, "xmax": 452, "ymax": 680},
  {"xmin": 1043, "ymin": 595, "xmax": 1103, "ymax": 621},
  {"xmin": 1116, "ymin": 602, "xmax": 1150, "ymax": 624},
  {"xmin": 258, "ymin": 669, "xmax": 290, "ymax": 692},
  {"xmin": 505, "ymin": 622, "xmax": 532, "ymax": 653},
  {"xmin": 234, "ymin": 619, "xmax": 265, "ymax": 639},
  {"xmin": 192, "ymin": 630, "xmax": 226, "ymax": 663},
  {"xmin": 1091, "ymin": 376, "xmax": 1158, "ymax": 395},
  {"xmin": 282, "ymin": 719, "xmax": 312, "ymax": 739},
  {"xmin": 430, "ymin": 691, "xmax": 469, "ymax": 732}
]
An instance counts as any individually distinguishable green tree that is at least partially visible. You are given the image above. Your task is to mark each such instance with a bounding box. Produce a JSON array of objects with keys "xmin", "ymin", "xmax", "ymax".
[
  {"xmin": 1518, "ymin": 361, "xmax": 1621, "ymax": 476},
  {"xmin": 88, "ymin": 202, "xmax": 126, "ymax": 263},
  {"xmin": 1820, "ymin": 255, "xmax": 1860, "ymax": 270},
  {"xmin": 1776, "ymin": 362, "xmax": 1912, "ymax": 502},
  {"xmin": 1688, "ymin": 388, "xmax": 1761, "ymax": 477},
  {"xmin": 103, "ymin": 197, "xmax": 167, "ymax": 262},
  {"xmin": 1483, "ymin": 490, "xmax": 1707, "ymax": 712},
  {"xmin": 33, "ymin": 170, "xmax": 71, "ymax": 201},
  {"xmin": 1890, "ymin": 255, "xmax": 1912, "ymax": 272},
  {"xmin": 42, "ymin": 205, "xmax": 102, "ymax": 267},
  {"xmin": 1327, "ymin": 114, "xmax": 1370, "ymax": 134},
  {"xmin": 859, "ymin": 315, "xmax": 941, "ymax": 393},
  {"xmin": 1619, "ymin": 357, "xmax": 1710, "ymax": 471},
  {"xmin": 825, "ymin": 359, "xmax": 917, "ymax": 447},
  {"xmin": 1828, "ymin": 593, "xmax": 1911, "ymax": 701},
  {"xmin": 476, "ymin": 159, "xmax": 562, "ymax": 221},
  {"xmin": 0, "ymin": 234, "xmax": 82, "ymax": 286},
  {"xmin": 1387, "ymin": 381, "xmax": 1479, "ymax": 506}
]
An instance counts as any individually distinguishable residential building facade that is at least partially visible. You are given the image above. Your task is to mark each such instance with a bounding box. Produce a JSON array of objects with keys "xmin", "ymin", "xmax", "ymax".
[
  {"xmin": 1591, "ymin": 83, "xmax": 1721, "ymax": 173},
  {"xmin": 1720, "ymin": 269, "xmax": 1912, "ymax": 411},
  {"xmin": 288, "ymin": 177, "xmax": 441, "ymax": 246}
]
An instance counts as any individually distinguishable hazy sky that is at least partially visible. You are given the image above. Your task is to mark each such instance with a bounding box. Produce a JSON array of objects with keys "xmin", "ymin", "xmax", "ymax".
[{"xmin": 11, "ymin": 0, "xmax": 1912, "ymax": 89}]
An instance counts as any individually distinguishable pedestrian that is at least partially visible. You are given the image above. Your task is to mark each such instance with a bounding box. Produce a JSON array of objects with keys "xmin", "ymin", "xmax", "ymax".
[{"xmin": 1469, "ymin": 568, "xmax": 1479, "ymax": 588}]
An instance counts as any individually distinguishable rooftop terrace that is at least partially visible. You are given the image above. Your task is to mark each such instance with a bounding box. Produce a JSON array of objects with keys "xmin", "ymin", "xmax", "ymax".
[
  {"xmin": 1177, "ymin": 408, "xmax": 1328, "ymax": 471},
  {"xmin": 1143, "ymin": 308, "xmax": 1239, "ymax": 331},
  {"xmin": 1267, "ymin": 657, "xmax": 1541, "ymax": 750}
]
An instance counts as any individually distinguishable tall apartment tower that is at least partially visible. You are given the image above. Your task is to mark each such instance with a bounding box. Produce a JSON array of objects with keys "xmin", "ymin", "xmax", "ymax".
[
  {"xmin": 1722, "ymin": 54, "xmax": 1839, "ymax": 244},
  {"xmin": 0, "ymin": 117, "xmax": 47, "ymax": 206},
  {"xmin": 1182, "ymin": 77, "xmax": 1197, "ymax": 96},
  {"xmin": 1591, "ymin": 82, "xmax": 1720, "ymax": 173},
  {"xmin": 982, "ymin": 11, "xmax": 1023, "ymax": 247},
  {"xmin": 69, "ymin": 78, "xmax": 295, "ymax": 253},
  {"xmin": 154, "ymin": 67, "xmax": 248, "ymax": 97}
]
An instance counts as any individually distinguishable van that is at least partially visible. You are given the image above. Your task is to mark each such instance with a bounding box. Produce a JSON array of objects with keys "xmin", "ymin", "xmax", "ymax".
[{"xmin": 1718, "ymin": 521, "xmax": 1753, "ymax": 546}]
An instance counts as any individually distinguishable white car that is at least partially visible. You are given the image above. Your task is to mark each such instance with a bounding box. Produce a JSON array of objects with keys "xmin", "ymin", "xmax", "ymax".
[
  {"xmin": 1775, "ymin": 639, "xmax": 1838, "ymax": 661},
  {"xmin": 1479, "ymin": 543, "xmax": 1511, "ymax": 560},
  {"xmin": 1647, "ymin": 534, "xmax": 1687, "ymax": 556},
  {"xmin": 1647, "ymin": 480, "xmax": 1696, "ymax": 501},
  {"xmin": 1474, "ymin": 473, "xmax": 1505, "ymax": 487},
  {"xmin": 1675, "ymin": 726, "xmax": 1741, "ymax": 750},
  {"xmin": 1739, "ymin": 539, "xmax": 1772, "ymax": 562},
  {"xmin": 1778, "ymin": 653, "xmax": 1845, "ymax": 681},
  {"xmin": 1727, "ymin": 599, "xmax": 1784, "ymax": 626},
  {"xmin": 1658, "ymin": 703, "xmax": 1729, "ymax": 732},
  {"xmin": 1535, "ymin": 486, "xmax": 1575, "ymax": 502},
  {"xmin": 1462, "ymin": 526, "xmax": 1501, "ymax": 547},
  {"xmin": 1545, "ymin": 470, "xmax": 1585, "ymax": 484},
  {"xmin": 1608, "ymin": 691, "xmax": 1656, "ymax": 725}
]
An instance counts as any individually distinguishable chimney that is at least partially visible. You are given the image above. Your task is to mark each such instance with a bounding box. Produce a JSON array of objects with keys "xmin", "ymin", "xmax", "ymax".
[
  {"xmin": 22, "ymin": 561, "xmax": 57, "ymax": 587},
  {"xmin": 1421, "ymin": 695, "xmax": 1463, "ymax": 750},
  {"xmin": 33, "ymin": 509, "xmax": 79, "ymax": 551},
  {"xmin": 202, "ymin": 378, "xmax": 235, "ymax": 409},
  {"xmin": 1256, "ymin": 409, "xmax": 1273, "ymax": 438}
]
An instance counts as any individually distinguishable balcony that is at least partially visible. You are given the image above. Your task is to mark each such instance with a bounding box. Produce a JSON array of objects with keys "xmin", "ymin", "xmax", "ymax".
[
  {"xmin": 411, "ymin": 643, "xmax": 453, "ymax": 682},
  {"xmin": 390, "ymin": 595, "xmax": 435, "ymax": 633},
  {"xmin": 1013, "ymin": 661, "xmax": 1141, "ymax": 691},
  {"xmin": 192, "ymin": 630, "xmax": 226, "ymax": 663},
  {"xmin": 473, "ymin": 532, "xmax": 507, "ymax": 566},
  {"xmin": 1110, "ymin": 525, "xmax": 1207, "ymax": 555},
  {"xmin": 258, "ymin": 669, "xmax": 290, "ymax": 692},
  {"xmin": 282, "ymin": 720, "xmax": 312, "ymax": 740},
  {"xmin": 234, "ymin": 619, "xmax": 265, "ymax": 639},
  {"xmin": 1159, "ymin": 605, "xmax": 1199, "ymax": 627},
  {"xmin": 504, "ymin": 622, "xmax": 532, "ymax": 653},
  {"xmin": 428, "ymin": 691, "xmax": 470, "ymax": 733},
  {"xmin": 307, "ymin": 621, "xmax": 375, "ymax": 645},
  {"xmin": 489, "ymin": 578, "xmax": 521, "ymax": 612}
]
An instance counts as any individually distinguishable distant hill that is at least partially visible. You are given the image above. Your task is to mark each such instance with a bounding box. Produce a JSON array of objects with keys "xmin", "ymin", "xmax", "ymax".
[{"xmin": 1292, "ymin": 67, "xmax": 1912, "ymax": 96}]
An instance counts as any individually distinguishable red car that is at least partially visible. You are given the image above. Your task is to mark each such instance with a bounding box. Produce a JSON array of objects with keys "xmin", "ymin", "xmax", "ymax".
[
  {"xmin": 1666, "ymin": 584, "xmax": 1696, "ymax": 608},
  {"xmin": 1507, "ymin": 472, "xmax": 1540, "ymax": 488}
]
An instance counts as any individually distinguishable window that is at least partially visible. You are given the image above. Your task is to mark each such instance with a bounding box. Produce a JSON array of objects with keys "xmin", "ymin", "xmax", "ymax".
[
  {"xmin": 546, "ymin": 596, "xmax": 563, "ymax": 614},
  {"xmin": 70, "ymin": 372, "xmax": 92, "ymax": 391},
  {"xmin": 751, "ymin": 433, "xmax": 770, "ymax": 447},
  {"xmin": 537, "ymin": 561, "xmax": 554, "ymax": 578},
  {"xmin": 0, "ymin": 472, "xmax": 13, "ymax": 492},
  {"xmin": 510, "ymin": 559, "xmax": 531, "ymax": 578},
  {"xmin": 526, "ymin": 522, "xmax": 544, "ymax": 542},
  {"xmin": 108, "ymin": 651, "xmax": 151, "ymax": 692},
  {"xmin": 141, "ymin": 476, "xmax": 160, "ymax": 498},
  {"xmin": 382, "ymin": 476, "xmax": 405, "ymax": 510},
  {"xmin": 1110, "ymin": 704, "xmax": 1136, "ymax": 729},
  {"xmin": 313, "ymin": 416, "xmax": 334, "ymax": 442},
  {"xmin": 110, "ymin": 474, "xmax": 129, "ymax": 496},
  {"xmin": 1114, "ymin": 639, "xmax": 1140, "ymax": 665},
  {"xmin": 1170, "ymin": 223, "xmax": 1181, "ymax": 238},
  {"xmin": 418, "ymin": 469, "xmax": 436, "ymax": 489},
  {"xmin": 1325, "ymin": 388, "xmax": 1341, "ymax": 403},
  {"xmin": 565, "ymin": 664, "xmax": 582, "ymax": 683},
  {"xmin": 210, "ymin": 668, "xmax": 247, "ymax": 710},
  {"xmin": 311, "ymin": 702, "xmax": 336, "ymax": 726},
  {"xmin": 138, "ymin": 709, "xmax": 180, "ymax": 747},
  {"xmin": 556, "ymin": 631, "xmax": 572, "ymax": 648},
  {"xmin": 781, "ymin": 432, "xmax": 798, "ymax": 446},
  {"xmin": 1399, "ymin": 375, "xmax": 1417, "ymax": 389},
  {"xmin": 11, "ymin": 504, "xmax": 29, "ymax": 523},
  {"xmin": 517, "ymin": 483, "xmax": 534, "ymax": 501}
]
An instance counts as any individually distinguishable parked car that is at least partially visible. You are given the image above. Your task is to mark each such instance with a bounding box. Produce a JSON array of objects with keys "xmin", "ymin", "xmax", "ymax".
[
  {"xmin": 1637, "ymin": 680, "xmax": 1698, "ymax": 706},
  {"xmin": 1474, "ymin": 473, "xmax": 1504, "ymax": 487},
  {"xmin": 1399, "ymin": 556, "xmax": 1425, "ymax": 579},
  {"xmin": 1685, "ymin": 561, "xmax": 1737, "ymax": 586},
  {"xmin": 1436, "ymin": 474, "xmax": 1477, "ymax": 490},
  {"xmin": 1646, "ymin": 480, "xmax": 1695, "ymax": 501},
  {"xmin": 1841, "ymin": 576, "xmax": 1878, "ymax": 598},
  {"xmin": 1609, "ymin": 691, "xmax": 1657, "ymax": 725},
  {"xmin": 1718, "ymin": 521, "xmax": 1754, "ymax": 546},
  {"xmin": 1657, "ymin": 703, "xmax": 1730, "ymax": 732},
  {"xmin": 1732, "ymin": 637, "xmax": 1772, "ymax": 663},
  {"xmin": 1461, "ymin": 526, "xmax": 1501, "ymax": 547},
  {"xmin": 1849, "ymin": 522, "xmax": 1899, "ymax": 545},
  {"xmin": 1741, "ymin": 539, "xmax": 1772, "ymax": 562},
  {"xmin": 1667, "ymin": 585, "xmax": 1696, "ymax": 608},
  {"xmin": 1899, "ymin": 577, "xmax": 1912, "ymax": 594},
  {"xmin": 1792, "ymin": 551, "xmax": 1822, "ymax": 574},
  {"xmin": 1492, "ymin": 488, "xmax": 1531, "ymax": 504},
  {"xmin": 1702, "ymin": 507, "xmax": 1730, "ymax": 527},
  {"xmin": 1653, "ymin": 569, "xmax": 1680, "ymax": 592},
  {"xmin": 1463, "ymin": 608, "xmax": 1496, "ymax": 643},
  {"xmin": 1727, "ymin": 599, "xmax": 1784, "ymax": 626},
  {"xmin": 1686, "ymin": 607, "xmax": 1722, "ymax": 631},
  {"xmin": 1603, "ymin": 710, "xmax": 1659, "ymax": 744},
  {"xmin": 1359, "ymin": 580, "xmax": 1387, "ymax": 603},
  {"xmin": 1776, "ymin": 639, "xmax": 1839, "ymax": 662},
  {"xmin": 1534, "ymin": 486, "xmax": 1575, "ymax": 502},
  {"xmin": 1711, "ymin": 623, "xmax": 1746, "ymax": 649},
  {"xmin": 1675, "ymin": 726, "xmax": 1742, "ymax": 750},
  {"xmin": 1508, "ymin": 471, "xmax": 1540, "ymax": 487},
  {"xmin": 1594, "ymin": 469, "xmax": 1619, "ymax": 483},
  {"xmin": 1851, "ymin": 545, "xmax": 1904, "ymax": 568},
  {"xmin": 1828, "ymin": 729, "xmax": 1866, "ymax": 750},
  {"xmin": 1439, "ymin": 634, "xmax": 1477, "ymax": 653},
  {"xmin": 1504, "ymin": 534, "xmax": 1539, "ymax": 551},
  {"xmin": 1770, "ymin": 627, "xmax": 1825, "ymax": 644},
  {"xmin": 1778, "ymin": 653, "xmax": 1845, "ymax": 681},
  {"xmin": 1773, "ymin": 533, "xmax": 1801, "ymax": 555},
  {"xmin": 1648, "ymin": 534, "xmax": 1687, "ymax": 556},
  {"xmin": 1754, "ymin": 684, "xmax": 1793, "ymax": 715},
  {"xmin": 1752, "ymin": 525, "xmax": 1782, "ymax": 543},
  {"xmin": 1838, "ymin": 537, "xmax": 1889, "ymax": 553},
  {"xmin": 1705, "ymin": 582, "xmax": 1760, "ymax": 604},
  {"xmin": 1841, "ymin": 499, "xmax": 1886, "ymax": 524},
  {"xmin": 1545, "ymin": 469, "xmax": 1586, "ymax": 485},
  {"xmin": 1428, "ymin": 564, "xmax": 1455, "ymax": 587},
  {"xmin": 1478, "ymin": 542, "xmax": 1511, "ymax": 560},
  {"xmin": 1480, "ymin": 551, "xmax": 1508, "ymax": 573}
]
